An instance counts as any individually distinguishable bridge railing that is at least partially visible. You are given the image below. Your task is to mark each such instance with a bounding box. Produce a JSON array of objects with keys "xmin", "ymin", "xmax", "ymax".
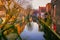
[{"xmin": 39, "ymin": 19, "xmax": 60, "ymax": 40}]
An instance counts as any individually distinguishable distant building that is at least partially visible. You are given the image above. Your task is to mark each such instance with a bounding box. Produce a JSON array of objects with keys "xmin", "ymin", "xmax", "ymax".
[
  {"xmin": 33, "ymin": 10, "xmax": 38, "ymax": 17},
  {"xmin": 39, "ymin": 6, "xmax": 46, "ymax": 19},
  {"xmin": 46, "ymin": 3, "xmax": 51, "ymax": 13},
  {"xmin": 39, "ymin": 7, "xmax": 46, "ymax": 13}
]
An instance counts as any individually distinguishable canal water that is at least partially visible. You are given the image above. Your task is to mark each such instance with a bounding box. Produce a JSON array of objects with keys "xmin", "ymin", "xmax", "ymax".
[{"xmin": 20, "ymin": 22, "xmax": 45, "ymax": 40}]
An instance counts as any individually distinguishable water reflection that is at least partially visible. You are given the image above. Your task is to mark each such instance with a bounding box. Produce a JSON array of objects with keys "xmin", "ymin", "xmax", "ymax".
[{"xmin": 20, "ymin": 22, "xmax": 45, "ymax": 40}]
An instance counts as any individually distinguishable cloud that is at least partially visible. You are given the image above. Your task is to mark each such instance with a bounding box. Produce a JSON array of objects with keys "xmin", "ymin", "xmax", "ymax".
[
  {"xmin": 32, "ymin": 0, "xmax": 51, "ymax": 9},
  {"xmin": 15, "ymin": 0, "xmax": 51, "ymax": 9}
]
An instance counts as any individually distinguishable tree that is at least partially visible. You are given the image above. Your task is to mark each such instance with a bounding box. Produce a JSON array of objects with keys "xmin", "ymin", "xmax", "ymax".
[{"xmin": 0, "ymin": 0, "xmax": 26, "ymax": 40}]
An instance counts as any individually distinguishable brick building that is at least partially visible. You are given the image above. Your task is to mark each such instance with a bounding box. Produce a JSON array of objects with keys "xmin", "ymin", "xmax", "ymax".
[{"xmin": 51, "ymin": 0, "xmax": 60, "ymax": 34}]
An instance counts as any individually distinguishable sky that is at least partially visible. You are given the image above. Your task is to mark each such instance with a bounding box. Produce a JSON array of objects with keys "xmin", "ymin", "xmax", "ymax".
[
  {"xmin": 31, "ymin": 0, "xmax": 51, "ymax": 9},
  {"xmin": 15, "ymin": 0, "xmax": 51, "ymax": 9}
]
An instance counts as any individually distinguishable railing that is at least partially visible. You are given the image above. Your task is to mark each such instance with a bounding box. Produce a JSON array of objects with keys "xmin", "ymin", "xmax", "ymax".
[{"xmin": 39, "ymin": 19, "xmax": 60, "ymax": 40}]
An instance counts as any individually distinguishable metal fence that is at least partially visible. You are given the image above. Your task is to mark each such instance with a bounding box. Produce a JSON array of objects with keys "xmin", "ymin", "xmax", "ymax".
[{"xmin": 39, "ymin": 19, "xmax": 60, "ymax": 40}]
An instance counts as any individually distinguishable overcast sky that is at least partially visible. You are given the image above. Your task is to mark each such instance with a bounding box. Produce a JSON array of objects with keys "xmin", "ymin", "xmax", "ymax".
[
  {"xmin": 31, "ymin": 0, "xmax": 51, "ymax": 9},
  {"xmin": 15, "ymin": 0, "xmax": 51, "ymax": 9}
]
